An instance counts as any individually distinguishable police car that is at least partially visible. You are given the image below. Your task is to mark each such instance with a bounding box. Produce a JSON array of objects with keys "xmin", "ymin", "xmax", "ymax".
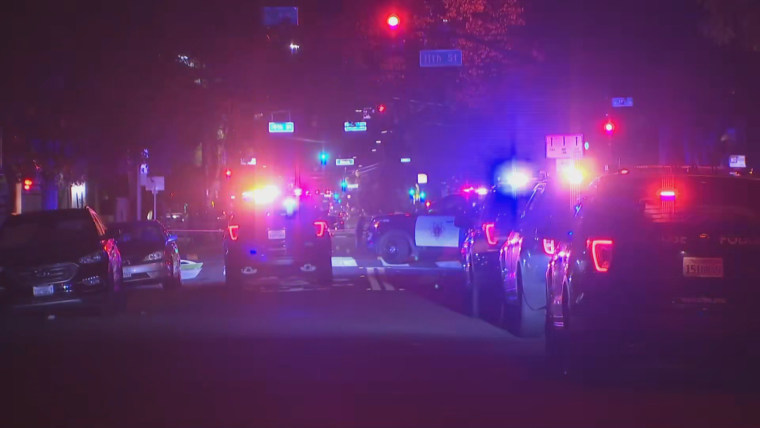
[
  {"xmin": 546, "ymin": 166, "xmax": 760, "ymax": 372},
  {"xmin": 222, "ymin": 153, "xmax": 333, "ymax": 288},
  {"xmin": 365, "ymin": 193, "xmax": 481, "ymax": 265}
]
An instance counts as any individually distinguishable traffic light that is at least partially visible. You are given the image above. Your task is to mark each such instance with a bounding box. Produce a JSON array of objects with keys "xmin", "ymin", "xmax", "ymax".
[
  {"xmin": 225, "ymin": 169, "xmax": 232, "ymax": 178},
  {"xmin": 604, "ymin": 120, "xmax": 615, "ymax": 135},
  {"xmin": 340, "ymin": 179, "xmax": 348, "ymax": 192},
  {"xmin": 319, "ymin": 151, "xmax": 329, "ymax": 166},
  {"xmin": 23, "ymin": 179, "xmax": 33, "ymax": 191},
  {"xmin": 377, "ymin": 104, "xmax": 387, "ymax": 113},
  {"xmin": 386, "ymin": 13, "xmax": 400, "ymax": 28}
]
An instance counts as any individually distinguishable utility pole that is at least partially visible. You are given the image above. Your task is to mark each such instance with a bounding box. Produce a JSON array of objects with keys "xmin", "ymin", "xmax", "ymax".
[{"xmin": 136, "ymin": 163, "xmax": 142, "ymax": 221}]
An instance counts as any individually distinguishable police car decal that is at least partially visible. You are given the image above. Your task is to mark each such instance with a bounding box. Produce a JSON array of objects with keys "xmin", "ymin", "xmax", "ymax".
[{"xmin": 415, "ymin": 216, "xmax": 459, "ymax": 248}]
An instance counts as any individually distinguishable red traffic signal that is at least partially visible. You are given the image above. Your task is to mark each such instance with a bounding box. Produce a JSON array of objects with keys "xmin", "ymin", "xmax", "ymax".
[
  {"xmin": 387, "ymin": 14, "xmax": 400, "ymax": 28},
  {"xmin": 225, "ymin": 169, "xmax": 232, "ymax": 178},
  {"xmin": 23, "ymin": 179, "xmax": 33, "ymax": 191},
  {"xmin": 603, "ymin": 120, "xmax": 615, "ymax": 135},
  {"xmin": 377, "ymin": 104, "xmax": 387, "ymax": 113}
]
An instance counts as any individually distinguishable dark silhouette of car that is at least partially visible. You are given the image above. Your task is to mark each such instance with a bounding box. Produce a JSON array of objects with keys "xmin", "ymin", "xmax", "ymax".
[{"xmin": 0, "ymin": 208, "xmax": 124, "ymax": 314}]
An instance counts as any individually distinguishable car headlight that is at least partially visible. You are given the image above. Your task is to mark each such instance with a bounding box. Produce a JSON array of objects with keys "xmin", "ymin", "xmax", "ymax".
[
  {"xmin": 143, "ymin": 251, "xmax": 164, "ymax": 262},
  {"xmin": 79, "ymin": 251, "xmax": 106, "ymax": 264}
]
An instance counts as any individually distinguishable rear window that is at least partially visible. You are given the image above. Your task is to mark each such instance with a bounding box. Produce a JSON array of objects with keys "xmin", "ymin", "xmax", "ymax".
[
  {"xmin": 111, "ymin": 223, "xmax": 165, "ymax": 243},
  {"xmin": 0, "ymin": 212, "xmax": 98, "ymax": 248},
  {"xmin": 583, "ymin": 176, "xmax": 760, "ymax": 231}
]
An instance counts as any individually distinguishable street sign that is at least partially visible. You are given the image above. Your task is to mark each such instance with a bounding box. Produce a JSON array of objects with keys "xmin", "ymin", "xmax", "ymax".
[
  {"xmin": 546, "ymin": 134, "xmax": 584, "ymax": 159},
  {"xmin": 344, "ymin": 121, "xmax": 367, "ymax": 132},
  {"xmin": 419, "ymin": 49, "xmax": 463, "ymax": 68},
  {"xmin": 729, "ymin": 154, "xmax": 747, "ymax": 168},
  {"xmin": 400, "ymin": 157, "xmax": 412, "ymax": 163},
  {"xmin": 417, "ymin": 173, "xmax": 428, "ymax": 184},
  {"xmin": 145, "ymin": 176, "xmax": 165, "ymax": 193},
  {"xmin": 241, "ymin": 157, "xmax": 256, "ymax": 165},
  {"xmin": 268, "ymin": 121, "xmax": 294, "ymax": 133},
  {"xmin": 336, "ymin": 158, "xmax": 355, "ymax": 166},
  {"xmin": 612, "ymin": 97, "xmax": 634, "ymax": 108}
]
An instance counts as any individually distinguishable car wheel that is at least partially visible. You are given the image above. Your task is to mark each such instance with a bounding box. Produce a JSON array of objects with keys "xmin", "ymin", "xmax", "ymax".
[
  {"xmin": 467, "ymin": 263, "xmax": 479, "ymax": 318},
  {"xmin": 225, "ymin": 262, "xmax": 242, "ymax": 290},
  {"xmin": 502, "ymin": 267, "xmax": 544, "ymax": 337},
  {"xmin": 378, "ymin": 231, "xmax": 413, "ymax": 264},
  {"xmin": 545, "ymin": 283, "xmax": 574, "ymax": 377},
  {"xmin": 162, "ymin": 259, "xmax": 181, "ymax": 290},
  {"xmin": 99, "ymin": 267, "xmax": 126, "ymax": 316}
]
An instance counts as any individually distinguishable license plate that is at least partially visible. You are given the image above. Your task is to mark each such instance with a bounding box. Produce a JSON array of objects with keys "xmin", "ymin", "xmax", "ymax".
[
  {"xmin": 33, "ymin": 285, "xmax": 55, "ymax": 297},
  {"xmin": 268, "ymin": 229, "xmax": 286, "ymax": 240},
  {"xmin": 683, "ymin": 257, "xmax": 724, "ymax": 278}
]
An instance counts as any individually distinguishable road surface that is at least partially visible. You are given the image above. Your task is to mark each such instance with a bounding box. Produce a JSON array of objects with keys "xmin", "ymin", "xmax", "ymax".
[{"xmin": 3, "ymin": 235, "xmax": 759, "ymax": 427}]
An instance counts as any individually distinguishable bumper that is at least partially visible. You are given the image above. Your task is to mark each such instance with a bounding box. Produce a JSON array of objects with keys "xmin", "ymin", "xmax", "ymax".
[
  {"xmin": 123, "ymin": 262, "xmax": 168, "ymax": 285},
  {"xmin": 0, "ymin": 263, "xmax": 114, "ymax": 311},
  {"xmin": 566, "ymin": 280, "xmax": 760, "ymax": 362},
  {"xmin": 226, "ymin": 241, "xmax": 331, "ymax": 282}
]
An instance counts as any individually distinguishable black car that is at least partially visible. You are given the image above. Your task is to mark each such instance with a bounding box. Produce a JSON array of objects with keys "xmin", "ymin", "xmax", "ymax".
[
  {"xmin": 0, "ymin": 208, "xmax": 124, "ymax": 313},
  {"xmin": 547, "ymin": 168, "xmax": 760, "ymax": 372},
  {"xmin": 460, "ymin": 188, "xmax": 525, "ymax": 319},
  {"xmin": 224, "ymin": 189, "xmax": 332, "ymax": 288},
  {"xmin": 498, "ymin": 181, "xmax": 577, "ymax": 337},
  {"xmin": 109, "ymin": 221, "xmax": 181, "ymax": 289}
]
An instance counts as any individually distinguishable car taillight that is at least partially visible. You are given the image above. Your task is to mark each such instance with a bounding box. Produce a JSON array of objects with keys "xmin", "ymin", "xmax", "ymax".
[
  {"xmin": 228, "ymin": 224, "xmax": 240, "ymax": 241},
  {"xmin": 483, "ymin": 222, "xmax": 497, "ymax": 246},
  {"xmin": 588, "ymin": 239, "xmax": 614, "ymax": 272},
  {"xmin": 313, "ymin": 220, "xmax": 328, "ymax": 238},
  {"xmin": 542, "ymin": 238, "xmax": 556, "ymax": 255}
]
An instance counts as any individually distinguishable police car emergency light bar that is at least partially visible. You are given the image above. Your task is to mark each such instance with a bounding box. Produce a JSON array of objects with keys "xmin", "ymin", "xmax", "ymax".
[
  {"xmin": 269, "ymin": 122, "xmax": 295, "ymax": 133},
  {"xmin": 344, "ymin": 121, "xmax": 367, "ymax": 132}
]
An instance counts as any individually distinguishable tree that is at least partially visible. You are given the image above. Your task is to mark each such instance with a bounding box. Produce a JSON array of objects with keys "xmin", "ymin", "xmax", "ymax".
[{"xmin": 699, "ymin": 0, "xmax": 760, "ymax": 50}]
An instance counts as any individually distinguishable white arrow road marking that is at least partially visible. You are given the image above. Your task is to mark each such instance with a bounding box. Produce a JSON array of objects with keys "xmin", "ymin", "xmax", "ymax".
[
  {"xmin": 367, "ymin": 268, "xmax": 382, "ymax": 291},
  {"xmin": 376, "ymin": 267, "xmax": 395, "ymax": 291}
]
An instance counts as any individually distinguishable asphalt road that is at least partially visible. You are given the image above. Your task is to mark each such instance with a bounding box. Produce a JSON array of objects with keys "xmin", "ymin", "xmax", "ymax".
[{"xmin": 3, "ymin": 233, "xmax": 759, "ymax": 427}]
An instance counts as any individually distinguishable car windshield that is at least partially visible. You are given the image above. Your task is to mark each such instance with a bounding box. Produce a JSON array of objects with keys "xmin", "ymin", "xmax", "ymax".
[
  {"xmin": 0, "ymin": 213, "xmax": 97, "ymax": 249},
  {"xmin": 4, "ymin": 1, "xmax": 760, "ymax": 427}
]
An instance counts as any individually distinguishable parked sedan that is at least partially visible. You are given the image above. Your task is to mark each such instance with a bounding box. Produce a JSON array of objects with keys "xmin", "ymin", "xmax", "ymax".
[
  {"xmin": 0, "ymin": 208, "xmax": 124, "ymax": 314},
  {"xmin": 109, "ymin": 221, "xmax": 181, "ymax": 289}
]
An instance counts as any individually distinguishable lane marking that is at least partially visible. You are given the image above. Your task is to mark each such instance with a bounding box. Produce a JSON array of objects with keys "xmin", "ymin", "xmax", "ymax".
[
  {"xmin": 376, "ymin": 267, "xmax": 395, "ymax": 291},
  {"xmin": 367, "ymin": 268, "xmax": 382, "ymax": 291},
  {"xmin": 332, "ymin": 257, "xmax": 358, "ymax": 267},
  {"xmin": 379, "ymin": 257, "xmax": 410, "ymax": 267},
  {"xmin": 435, "ymin": 260, "xmax": 462, "ymax": 269}
]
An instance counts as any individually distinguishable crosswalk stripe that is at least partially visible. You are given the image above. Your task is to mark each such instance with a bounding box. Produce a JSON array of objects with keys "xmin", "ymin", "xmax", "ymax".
[
  {"xmin": 376, "ymin": 267, "xmax": 395, "ymax": 291},
  {"xmin": 331, "ymin": 256, "xmax": 358, "ymax": 267},
  {"xmin": 367, "ymin": 268, "xmax": 382, "ymax": 291}
]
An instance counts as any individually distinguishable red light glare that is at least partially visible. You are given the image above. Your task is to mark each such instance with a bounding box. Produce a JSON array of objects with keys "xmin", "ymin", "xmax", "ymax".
[
  {"xmin": 225, "ymin": 169, "xmax": 232, "ymax": 178},
  {"xmin": 23, "ymin": 179, "xmax": 33, "ymax": 191},
  {"xmin": 313, "ymin": 220, "xmax": 328, "ymax": 238},
  {"xmin": 483, "ymin": 222, "xmax": 497, "ymax": 246},
  {"xmin": 387, "ymin": 14, "xmax": 400, "ymax": 27},
  {"xmin": 228, "ymin": 224, "xmax": 240, "ymax": 241},
  {"xmin": 604, "ymin": 122, "xmax": 614, "ymax": 132},
  {"xmin": 588, "ymin": 239, "xmax": 614, "ymax": 272},
  {"xmin": 378, "ymin": 104, "xmax": 386, "ymax": 113},
  {"xmin": 542, "ymin": 238, "xmax": 556, "ymax": 255}
]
